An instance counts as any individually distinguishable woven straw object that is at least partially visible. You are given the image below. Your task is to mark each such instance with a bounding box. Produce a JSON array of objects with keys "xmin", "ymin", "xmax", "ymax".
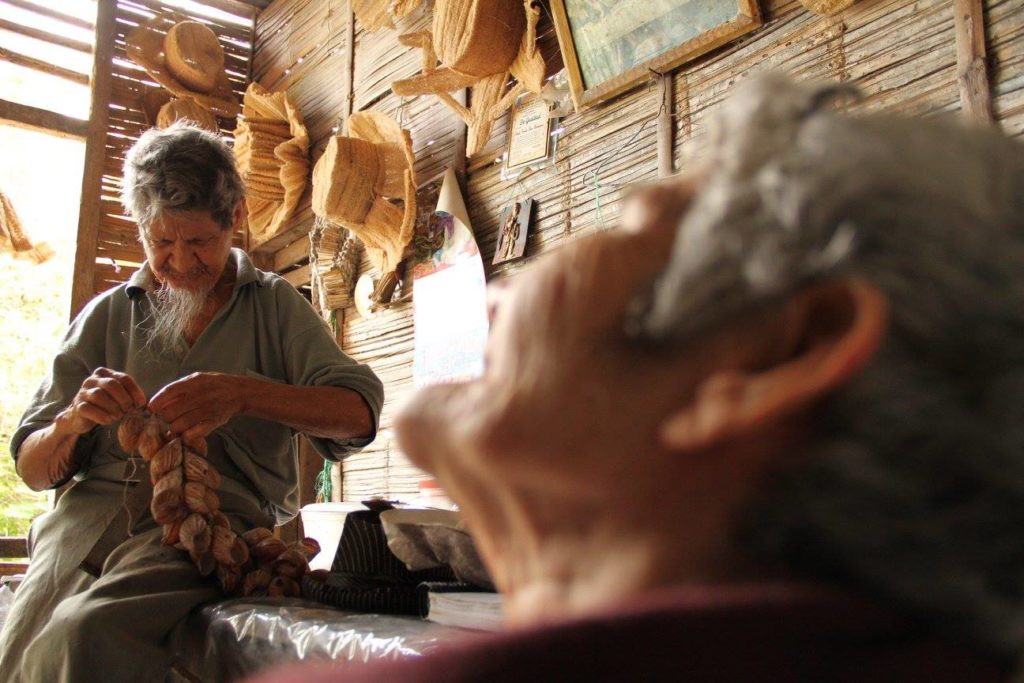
[
  {"xmin": 312, "ymin": 111, "xmax": 416, "ymax": 299},
  {"xmin": 126, "ymin": 14, "xmax": 239, "ymax": 118},
  {"xmin": 233, "ymin": 83, "xmax": 309, "ymax": 241},
  {"xmin": 799, "ymin": 0, "xmax": 856, "ymax": 13},
  {"xmin": 392, "ymin": 0, "xmax": 545, "ymax": 157},
  {"xmin": 311, "ymin": 216, "xmax": 363, "ymax": 315},
  {"xmin": 352, "ymin": 0, "xmax": 424, "ymax": 31},
  {"xmin": 156, "ymin": 98, "xmax": 220, "ymax": 132}
]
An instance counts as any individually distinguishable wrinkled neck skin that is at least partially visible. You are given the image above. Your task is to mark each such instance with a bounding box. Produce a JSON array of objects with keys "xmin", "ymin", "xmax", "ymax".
[{"xmin": 474, "ymin": 440, "xmax": 779, "ymax": 627}]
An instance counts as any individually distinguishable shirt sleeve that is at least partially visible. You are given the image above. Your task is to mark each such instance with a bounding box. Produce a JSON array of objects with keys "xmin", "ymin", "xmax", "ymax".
[
  {"xmin": 273, "ymin": 280, "xmax": 385, "ymax": 460},
  {"xmin": 10, "ymin": 294, "xmax": 112, "ymax": 486}
]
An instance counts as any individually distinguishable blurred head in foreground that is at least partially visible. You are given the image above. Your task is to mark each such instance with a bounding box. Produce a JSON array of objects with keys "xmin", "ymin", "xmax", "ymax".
[{"xmin": 397, "ymin": 74, "xmax": 1024, "ymax": 664}]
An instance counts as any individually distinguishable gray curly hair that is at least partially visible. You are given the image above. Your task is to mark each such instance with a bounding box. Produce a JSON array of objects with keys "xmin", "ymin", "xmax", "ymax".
[
  {"xmin": 639, "ymin": 74, "xmax": 1024, "ymax": 663},
  {"xmin": 121, "ymin": 121, "xmax": 244, "ymax": 233}
]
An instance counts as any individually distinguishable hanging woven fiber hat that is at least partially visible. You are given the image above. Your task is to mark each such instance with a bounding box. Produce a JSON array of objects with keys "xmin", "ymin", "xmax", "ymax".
[
  {"xmin": 233, "ymin": 82, "xmax": 309, "ymax": 241},
  {"xmin": 140, "ymin": 87, "xmax": 173, "ymax": 126},
  {"xmin": 126, "ymin": 14, "xmax": 239, "ymax": 118},
  {"xmin": 434, "ymin": 0, "xmax": 524, "ymax": 79},
  {"xmin": 156, "ymin": 98, "xmax": 220, "ymax": 132},
  {"xmin": 312, "ymin": 111, "xmax": 416, "ymax": 282}
]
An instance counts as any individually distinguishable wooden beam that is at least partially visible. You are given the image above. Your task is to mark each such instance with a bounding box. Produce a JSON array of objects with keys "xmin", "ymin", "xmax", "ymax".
[
  {"xmin": 272, "ymin": 236, "xmax": 310, "ymax": 272},
  {"xmin": 0, "ymin": 18, "xmax": 93, "ymax": 53},
  {"xmin": 657, "ymin": 73, "xmax": 674, "ymax": 177},
  {"xmin": 953, "ymin": 0, "xmax": 993, "ymax": 123},
  {"xmin": 0, "ymin": 97, "xmax": 88, "ymax": 139},
  {"xmin": 0, "ymin": 536, "xmax": 28, "ymax": 558},
  {"xmin": 0, "ymin": 45, "xmax": 89, "ymax": 85},
  {"xmin": 282, "ymin": 263, "xmax": 311, "ymax": 287},
  {"xmin": 0, "ymin": 0, "xmax": 94, "ymax": 31},
  {"xmin": 69, "ymin": 0, "xmax": 116, "ymax": 320},
  {"xmin": 0, "ymin": 562, "xmax": 28, "ymax": 577}
]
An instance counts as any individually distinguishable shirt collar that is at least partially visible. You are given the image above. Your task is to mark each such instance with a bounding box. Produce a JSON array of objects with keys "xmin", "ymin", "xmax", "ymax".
[{"xmin": 126, "ymin": 248, "xmax": 262, "ymax": 297}]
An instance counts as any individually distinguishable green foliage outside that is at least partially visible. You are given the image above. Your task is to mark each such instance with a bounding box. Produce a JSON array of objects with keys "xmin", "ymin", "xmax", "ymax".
[{"xmin": 0, "ymin": 254, "xmax": 65, "ymax": 537}]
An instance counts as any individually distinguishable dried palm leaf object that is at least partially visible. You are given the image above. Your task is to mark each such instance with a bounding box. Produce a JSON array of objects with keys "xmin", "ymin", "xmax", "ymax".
[
  {"xmin": 312, "ymin": 111, "xmax": 416, "ymax": 304},
  {"xmin": 126, "ymin": 14, "xmax": 239, "ymax": 119},
  {"xmin": 0, "ymin": 190, "xmax": 52, "ymax": 264},
  {"xmin": 234, "ymin": 83, "xmax": 310, "ymax": 242},
  {"xmin": 392, "ymin": 0, "xmax": 545, "ymax": 157}
]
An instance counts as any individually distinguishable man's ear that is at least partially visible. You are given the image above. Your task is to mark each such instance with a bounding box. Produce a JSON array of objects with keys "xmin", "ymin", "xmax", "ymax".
[
  {"xmin": 660, "ymin": 277, "xmax": 889, "ymax": 451},
  {"xmin": 232, "ymin": 199, "xmax": 247, "ymax": 231}
]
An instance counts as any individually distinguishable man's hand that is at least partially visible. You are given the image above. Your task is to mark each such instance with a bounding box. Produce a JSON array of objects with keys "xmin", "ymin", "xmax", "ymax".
[
  {"xmin": 148, "ymin": 372, "xmax": 244, "ymax": 440},
  {"xmin": 55, "ymin": 367, "xmax": 147, "ymax": 436}
]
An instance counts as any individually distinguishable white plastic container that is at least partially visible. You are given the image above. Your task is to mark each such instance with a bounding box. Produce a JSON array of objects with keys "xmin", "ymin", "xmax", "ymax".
[{"xmin": 299, "ymin": 502, "xmax": 365, "ymax": 571}]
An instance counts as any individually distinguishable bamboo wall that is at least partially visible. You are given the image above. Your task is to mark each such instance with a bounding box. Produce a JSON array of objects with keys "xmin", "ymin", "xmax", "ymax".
[{"xmin": 249, "ymin": 0, "xmax": 1022, "ymax": 502}]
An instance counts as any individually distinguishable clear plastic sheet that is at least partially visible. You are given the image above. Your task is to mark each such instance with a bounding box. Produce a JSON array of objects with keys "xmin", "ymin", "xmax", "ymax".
[{"xmin": 190, "ymin": 597, "xmax": 477, "ymax": 681}]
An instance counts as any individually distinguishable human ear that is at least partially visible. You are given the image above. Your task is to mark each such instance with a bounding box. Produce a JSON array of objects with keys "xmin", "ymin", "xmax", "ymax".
[
  {"xmin": 659, "ymin": 277, "xmax": 889, "ymax": 451},
  {"xmin": 232, "ymin": 200, "xmax": 247, "ymax": 231}
]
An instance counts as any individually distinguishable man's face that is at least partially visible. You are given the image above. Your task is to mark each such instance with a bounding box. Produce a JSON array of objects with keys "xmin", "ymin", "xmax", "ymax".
[
  {"xmin": 141, "ymin": 209, "xmax": 234, "ymax": 293},
  {"xmin": 396, "ymin": 179, "xmax": 785, "ymax": 606}
]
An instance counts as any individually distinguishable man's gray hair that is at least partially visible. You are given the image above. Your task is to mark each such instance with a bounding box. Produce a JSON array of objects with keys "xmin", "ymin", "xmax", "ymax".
[
  {"xmin": 121, "ymin": 121, "xmax": 244, "ymax": 232},
  {"xmin": 640, "ymin": 74, "xmax": 1024, "ymax": 662}
]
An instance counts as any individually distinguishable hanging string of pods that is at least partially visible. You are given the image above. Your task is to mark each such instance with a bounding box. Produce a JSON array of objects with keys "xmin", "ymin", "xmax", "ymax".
[{"xmin": 117, "ymin": 411, "xmax": 320, "ymax": 598}]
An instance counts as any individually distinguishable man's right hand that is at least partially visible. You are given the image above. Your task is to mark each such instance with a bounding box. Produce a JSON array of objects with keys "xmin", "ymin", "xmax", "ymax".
[{"xmin": 54, "ymin": 367, "xmax": 147, "ymax": 436}]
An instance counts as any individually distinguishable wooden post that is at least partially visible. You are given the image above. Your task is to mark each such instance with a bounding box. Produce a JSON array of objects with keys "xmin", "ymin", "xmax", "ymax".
[
  {"xmin": 344, "ymin": 1, "xmax": 355, "ymax": 120},
  {"xmin": 69, "ymin": 0, "xmax": 117, "ymax": 320},
  {"xmin": 953, "ymin": 0, "xmax": 993, "ymax": 123},
  {"xmin": 657, "ymin": 74, "xmax": 674, "ymax": 177}
]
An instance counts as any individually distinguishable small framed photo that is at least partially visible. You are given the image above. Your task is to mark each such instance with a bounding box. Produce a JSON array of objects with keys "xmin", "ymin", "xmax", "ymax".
[{"xmin": 493, "ymin": 199, "xmax": 534, "ymax": 265}]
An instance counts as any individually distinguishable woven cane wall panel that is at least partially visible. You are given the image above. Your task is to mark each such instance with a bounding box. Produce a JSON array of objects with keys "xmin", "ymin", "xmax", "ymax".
[{"xmin": 248, "ymin": 0, "xmax": 1024, "ymax": 503}]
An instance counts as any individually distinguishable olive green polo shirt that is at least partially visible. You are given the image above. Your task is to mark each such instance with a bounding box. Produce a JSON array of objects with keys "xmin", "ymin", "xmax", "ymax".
[{"xmin": 11, "ymin": 248, "xmax": 383, "ymax": 523}]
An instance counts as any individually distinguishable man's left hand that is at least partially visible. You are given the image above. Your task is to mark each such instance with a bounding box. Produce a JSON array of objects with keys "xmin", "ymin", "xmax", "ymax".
[{"xmin": 149, "ymin": 372, "xmax": 245, "ymax": 439}]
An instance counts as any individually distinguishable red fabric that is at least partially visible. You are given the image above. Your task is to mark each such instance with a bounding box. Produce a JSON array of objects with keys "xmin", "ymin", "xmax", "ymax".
[{"xmin": 248, "ymin": 583, "xmax": 1006, "ymax": 683}]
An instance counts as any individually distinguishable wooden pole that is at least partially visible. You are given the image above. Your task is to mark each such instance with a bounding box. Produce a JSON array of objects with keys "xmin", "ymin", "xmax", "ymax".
[
  {"xmin": 69, "ymin": 0, "xmax": 116, "ymax": 320},
  {"xmin": 0, "ymin": 98, "xmax": 88, "ymax": 139},
  {"xmin": 953, "ymin": 0, "xmax": 993, "ymax": 123},
  {"xmin": 657, "ymin": 73, "xmax": 674, "ymax": 177}
]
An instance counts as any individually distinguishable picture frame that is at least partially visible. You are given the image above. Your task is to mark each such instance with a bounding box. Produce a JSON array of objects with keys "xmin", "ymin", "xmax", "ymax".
[
  {"xmin": 493, "ymin": 199, "xmax": 534, "ymax": 265},
  {"xmin": 549, "ymin": 0, "xmax": 763, "ymax": 111}
]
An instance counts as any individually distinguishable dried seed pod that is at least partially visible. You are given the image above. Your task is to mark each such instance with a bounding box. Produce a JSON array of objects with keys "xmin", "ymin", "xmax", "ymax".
[
  {"xmin": 184, "ymin": 482, "xmax": 210, "ymax": 514},
  {"xmin": 194, "ymin": 549, "xmax": 216, "ymax": 576},
  {"xmin": 210, "ymin": 511, "xmax": 231, "ymax": 529},
  {"xmin": 183, "ymin": 435, "xmax": 207, "ymax": 457},
  {"xmin": 137, "ymin": 419, "xmax": 165, "ymax": 461},
  {"xmin": 299, "ymin": 537, "xmax": 321, "ymax": 560},
  {"xmin": 242, "ymin": 569, "xmax": 272, "ymax": 596},
  {"xmin": 151, "ymin": 490, "xmax": 184, "ymax": 525},
  {"xmin": 180, "ymin": 513, "xmax": 211, "ymax": 554},
  {"xmin": 204, "ymin": 488, "xmax": 220, "ymax": 514},
  {"xmin": 273, "ymin": 548, "xmax": 309, "ymax": 579},
  {"xmin": 267, "ymin": 575, "xmax": 301, "ymax": 598},
  {"xmin": 210, "ymin": 525, "xmax": 236, "ymax": 565},
  {"xmin": 161, "ymin": 519, "xmax": 182, "ymax": 546},
  {"xmin": 217, "ymin": 564, "xmax": 241, "ymax": 594},
  {"xmin": 117, "ymin": 412, "xmax": 145, "ymax": 452},
  {"xmin": 204, "ymin": 465, "xmax": 221, "ymax": 490},
  {"xmin": 242, "ymin": 527, "xmax": 273, "ymax": 546},
  {"xmin": 152, "ymin": 468, "xmax": 183, "ymax": 496},
  {"xmin": 231, "ymin": 537, "xmax": 250, "ymax": 566},
  {"xmin": 183, "ymin": 451, "xmax": 211, "ymax": 483},
  {"xmin": 250, "ymin": 536, "xmax": 286, "ymax": 561},
  {"xmin": 150, "ymin": 439, "xmax": 184, "ymax": 484}
]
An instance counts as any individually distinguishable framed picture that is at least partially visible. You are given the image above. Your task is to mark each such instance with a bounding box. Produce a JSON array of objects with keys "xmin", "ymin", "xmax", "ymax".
[
  {"xmin": 493, "ymin": 199, "xmax": 534, "ymax": 265},
  {"xmin": 549, "ymin": 0, "xmax": 763, "ymax": 110}
]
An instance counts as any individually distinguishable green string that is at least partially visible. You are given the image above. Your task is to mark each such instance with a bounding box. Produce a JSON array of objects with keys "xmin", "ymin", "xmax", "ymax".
[{"xmin": 315, "ymin": 460, "xmax": 333, "ymax": 503}]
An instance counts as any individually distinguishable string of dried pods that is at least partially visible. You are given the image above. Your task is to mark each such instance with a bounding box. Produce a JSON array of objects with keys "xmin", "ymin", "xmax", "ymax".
[{"xmin": 117, "ymin": 411, "xmax": 320, "ymax": 598}]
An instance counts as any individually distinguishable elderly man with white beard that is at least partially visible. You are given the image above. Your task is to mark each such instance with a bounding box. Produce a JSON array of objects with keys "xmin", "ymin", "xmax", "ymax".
[{"xmin": 0, "ymin": 123, "xmax": 383, "ymax": 683}]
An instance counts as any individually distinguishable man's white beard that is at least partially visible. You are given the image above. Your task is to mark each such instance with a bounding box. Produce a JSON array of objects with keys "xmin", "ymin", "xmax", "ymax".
[{"xmin": 146, "ymin": 284, "xmax": 211, "ymax": 349}]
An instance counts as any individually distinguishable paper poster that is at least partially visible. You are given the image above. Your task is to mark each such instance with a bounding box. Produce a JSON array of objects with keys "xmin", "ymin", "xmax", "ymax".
[{"xmin": 410, "ymin": 169, "xmax": 489, "ymax": 387}]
